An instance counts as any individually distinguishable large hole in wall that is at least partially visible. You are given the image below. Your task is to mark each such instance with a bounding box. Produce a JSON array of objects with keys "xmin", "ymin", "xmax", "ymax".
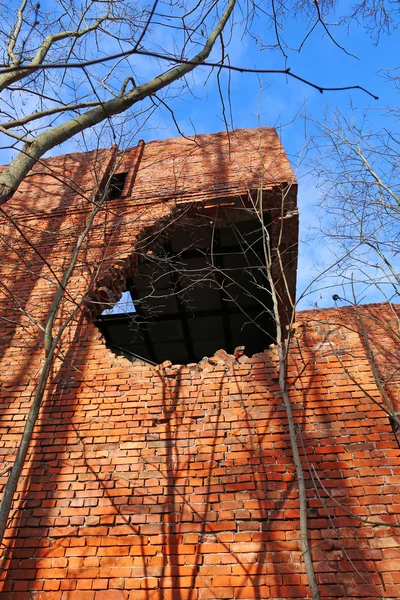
[{"xmin": 95, "ymin": 214, "xmax": 275, "ymax": 365}]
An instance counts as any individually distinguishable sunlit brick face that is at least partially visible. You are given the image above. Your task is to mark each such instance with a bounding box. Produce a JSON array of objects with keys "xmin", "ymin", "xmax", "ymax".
[{"xmin": 4, "ymin": 130, "xmax": 400, "ymax": 600}]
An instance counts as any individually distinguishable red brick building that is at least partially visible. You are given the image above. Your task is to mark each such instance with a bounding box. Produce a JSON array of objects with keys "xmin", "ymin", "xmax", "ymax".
[{"xmin": 0, "ymin": 128, "xmax": 399, "ymax": 599}]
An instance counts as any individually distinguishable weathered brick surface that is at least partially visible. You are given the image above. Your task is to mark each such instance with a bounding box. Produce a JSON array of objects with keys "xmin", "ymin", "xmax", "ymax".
[{"xmin": 0, "ymin": 128, "xmax": 399, "ymax": 599}]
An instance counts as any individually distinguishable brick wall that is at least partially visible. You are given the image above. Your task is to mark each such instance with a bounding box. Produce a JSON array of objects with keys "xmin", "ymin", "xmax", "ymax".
[{"xmin": 0, "ymin": 128, "xmax": 399, "ymax": 599}]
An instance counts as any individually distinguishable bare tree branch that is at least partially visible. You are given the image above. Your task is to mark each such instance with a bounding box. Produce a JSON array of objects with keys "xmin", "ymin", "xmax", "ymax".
[
  {"xmin": 0, "ymin": 48, "xmax": 379, "ymax": 99},
  {"xmin": 0, "ymin": 0, "xmax": 237, "ymax": 205},
  {"xmin": 0, "ymin": 9, "xmax": 110, "ymax": 91},
  {"xmin": 7, "ymin": 0, "xmax": 28, "ymax": 66},
  {"xmin": 0, "ymin": 100, "xmax": 103, "ymax": 129}
]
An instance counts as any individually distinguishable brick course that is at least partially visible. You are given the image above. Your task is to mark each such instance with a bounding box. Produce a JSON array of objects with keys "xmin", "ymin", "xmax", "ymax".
[{"xmin": 0, "ymin": 128, "xmax": 399, "ymax": 598}]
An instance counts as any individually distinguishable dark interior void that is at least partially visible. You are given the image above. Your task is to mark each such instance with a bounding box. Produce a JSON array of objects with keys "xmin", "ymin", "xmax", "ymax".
[
  {"xmin": 96, "ymin": 216, "xmax": 275, "ymax": 365},
  {"xmin": 107, "ymin": 172, "xmax": 128, "ymax": 199}
]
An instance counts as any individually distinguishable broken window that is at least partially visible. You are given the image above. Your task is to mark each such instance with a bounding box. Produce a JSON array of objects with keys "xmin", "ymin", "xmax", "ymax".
[{"xmin": 96, "ymin": 214, "xmax": 276, "ymax": 365}]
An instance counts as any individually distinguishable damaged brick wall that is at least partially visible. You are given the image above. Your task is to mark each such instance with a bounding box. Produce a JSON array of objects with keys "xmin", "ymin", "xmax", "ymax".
[{"xmin": 0, "ymin": 128, "xmax": 399, "ymax": 599}]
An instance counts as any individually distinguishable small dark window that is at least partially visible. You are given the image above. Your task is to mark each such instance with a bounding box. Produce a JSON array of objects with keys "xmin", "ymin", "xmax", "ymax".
[
  {"xmin": 389, "ymin": 415, "xmax": 400, "ymax": 449},
  {"xmin": 107, "ymin": 172, "xmax": 128, "ymax": 200}
]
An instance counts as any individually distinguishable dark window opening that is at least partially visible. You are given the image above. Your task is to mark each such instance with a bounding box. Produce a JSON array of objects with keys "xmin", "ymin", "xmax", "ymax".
[
  {"xmin": 96, "ymin": 215, "xmax": 276, "ymax": 365},
  {"xmin": 107, "ymin": 172, "xmax": 128, "ymax": 200},
  {"xmin": 389, "ymin": 415, "xmax": 400, "ymax": 449}
]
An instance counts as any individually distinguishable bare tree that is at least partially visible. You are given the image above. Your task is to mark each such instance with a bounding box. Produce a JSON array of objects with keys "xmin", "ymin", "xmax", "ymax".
[
  {"xmin": 0, "ymin": 0, "xmax": 390, "ymax": 208},
  {"xmin": 310, "ymin": 107, "xmax": 400, "ymax": 307},
  {"xmin": 306, "ymin": 96, "xmax": 400, "ymax": 435},
  {"xmin": 116, "ymin": 181, "xmax": 321, "ymax": 598},
  {"xmin": 256, "ymin": 188, "xmax": 321, "ymax": 600}
]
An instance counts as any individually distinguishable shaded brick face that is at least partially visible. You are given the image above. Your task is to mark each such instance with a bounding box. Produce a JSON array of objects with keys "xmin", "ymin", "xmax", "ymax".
[{"xmin": 0, "ymin": 128, "xmax": 399, "ymax": 599}]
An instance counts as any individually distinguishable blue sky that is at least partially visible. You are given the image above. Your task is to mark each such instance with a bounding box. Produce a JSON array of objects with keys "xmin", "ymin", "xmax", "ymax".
[{"xmin": 1, "ymin": 0, "xmax": 398, "ymax": 310}]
